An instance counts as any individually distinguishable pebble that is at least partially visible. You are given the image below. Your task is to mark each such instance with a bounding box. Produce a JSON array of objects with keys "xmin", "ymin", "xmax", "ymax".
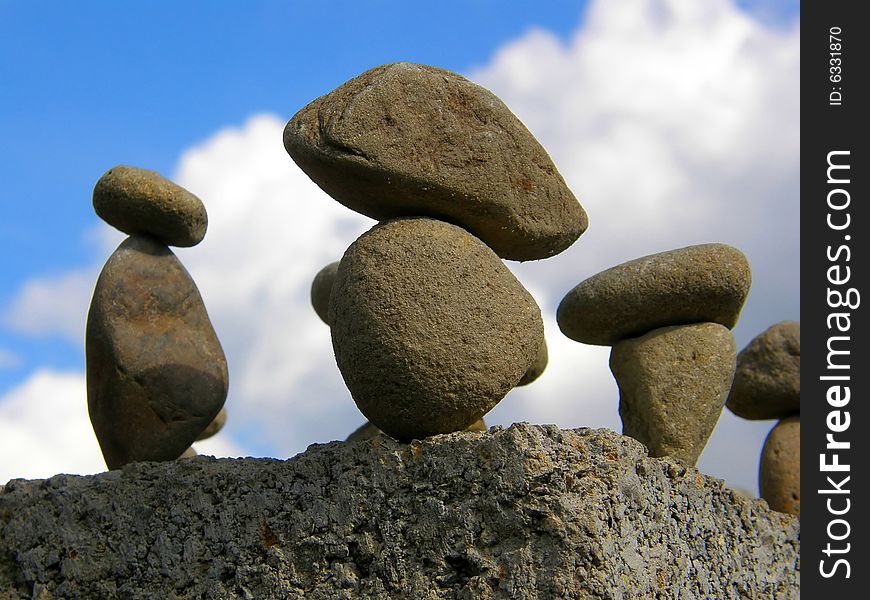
[
  {"xmin": 517, "ymin": 338, "xmax": 548, "ymax": 386},
  {"xmin": 557, "ymin": 244, "xmax": 751, "ymax": 346},
  {"xmin": 727, "ymin": 321, "xmax": 800, "ymax": 420},
  {"xmin": 346, "ymin": 418, "xmax": 486, "ymax": 443},
  {"xmin": 93, "ymin": 165, "xmax": 208, "ymax": 247},
  {"xmin": 330, "ymin": 218, "xmax": 544, "ymax": 440},
  {"xmin": 196, "ymin": 407, "xmax": 228, "ymax": 441},
  {"xmin": 284, "ymin": 62, "xmax": 587, "ymax": 261},
  {"xmin": 86, "ymin": 235, "xmax": 229, "ymax": 469},
  {"xmin": 759, "ymin": 416, "xmax": 800, "ymax": 516},
  {"xmin": 310, "ymin": 261, "xmax": 339, "ymax": 325},
  {"xmin": 609, "ymin": 323, "xmax": 737, "ymax": 466}
]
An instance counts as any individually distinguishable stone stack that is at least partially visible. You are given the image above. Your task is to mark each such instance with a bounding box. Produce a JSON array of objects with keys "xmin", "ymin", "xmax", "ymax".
[
  {"xmin": 726, "ymin": 321, "xmax": 800, "ymax": 516},
  {"xmin": 87, "ymin": 166, "xmax": 229, "ymax": 470},
  {"xmin": 557, "ymin": 244, "xmax": 751, "ymax": 465},
  {"xmin": 287, "ymin": 62, "xmax": 585, "ymax": 440}
]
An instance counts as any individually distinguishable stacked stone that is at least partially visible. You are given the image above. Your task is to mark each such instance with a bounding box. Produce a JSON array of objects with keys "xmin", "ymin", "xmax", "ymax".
[
  {"xmin": 86, "ymin": 166, "xmax": 229, "ymax": 470},
  {"xmin": 345, "ymin": 418, "xmax": 486, "ymax": 443},
  {"xmin": 557, "ymin": 244, "xmax": 752, "ymax": 466},
  {"xmin": 311, "ymin": 259, "xmax": 549, "ymax": 388},
  {"xmin": 287, "ymin": 62, "xmax": 586, "ymax": 441},
  {"xmin": 726, "ymin": 321, "xmax": 800, "ymax": 516}
]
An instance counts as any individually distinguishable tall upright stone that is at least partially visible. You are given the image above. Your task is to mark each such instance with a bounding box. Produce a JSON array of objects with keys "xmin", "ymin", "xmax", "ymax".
[
  {"xmin": 86, "ymin": 236, "xmax": 228, "ymax": 469},
  {"xmin": 610, "ymin": 323, "xmax": 737, "ymax": 466}
]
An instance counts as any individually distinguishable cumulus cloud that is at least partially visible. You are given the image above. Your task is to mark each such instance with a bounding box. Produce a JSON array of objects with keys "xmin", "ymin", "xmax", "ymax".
[
  {"xmin": 2, "ymin": 270, "xmax": 97, "ymax": 344},
  {"xmin": 469, "ymin": 0, "xmax": 799, "ymax": 324},
  {"xmin": 472, "ymin": 0, "xmax": 798, "ymax": 491},
  {"xmin": 0, "ymin": 370, "xmax": 102, "ymax": 483},
  {"xmin": 0, "ymin": 0, "xmax": 798, "ymax": 494},
  {"xmin": 0, "ymin": 369, "xmax": 247, "ymax": 484},
  {"xmin": 168, "ymin": 115, "xmax": 375, "ymax": 453}
]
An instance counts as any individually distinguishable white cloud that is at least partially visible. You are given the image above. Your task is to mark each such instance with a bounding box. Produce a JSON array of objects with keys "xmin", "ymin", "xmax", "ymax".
[
  {"xmin": 473, "ymin": 0, "xmax": 799, "ymax": 493},
  {"xmin": 0, "ymin": 0, "xmax": 798, "ymax": 495},
  {"xmin": 0, "ymin": 370, "xmax": 102, "ymax": 483},
  {"xmin": 0, "ymin": 369, "xmax": 248, "ymax": 484},
  {"xmin": 2, "ymin": 270, "xmax": 96, "ymax": 345}
]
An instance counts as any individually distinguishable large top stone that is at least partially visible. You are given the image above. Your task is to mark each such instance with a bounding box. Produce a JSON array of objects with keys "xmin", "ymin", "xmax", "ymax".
[
  {"xmin": 726, "ymin": 321, "xmax": 800, "ymax": 420},
  {"xmin": 330, "ymin": 218, "xmax": 543, "ymax": 440},
  {"xmin": 558, "ymin": 243, "xmax": 751, "ymax": 345},
  {"xmin": 93, "ymin": 166, "xmax": 208, "ymax": 247},
  {"xmin": 284, "ymin": 62, "xmax": 587, "ymax": 261},
  {"xmin": 0, "ymin": 425, "xmax": 799, "ymax": 599}
]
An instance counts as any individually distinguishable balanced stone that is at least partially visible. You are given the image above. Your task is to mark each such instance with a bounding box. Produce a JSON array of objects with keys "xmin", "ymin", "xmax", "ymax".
[
  {"xmin": 330, "ymin": 218, "xmax": 544, "ymax": 440},
  {"xmin": 345, "ymin": 421, "xmax": 382, "ymax": 443},
  {"xmin": 179, "ymin": 447, "xmax": 197, "ymax": 459},
  {"xmin": 517, "ymin": 337, "xmax": 548, "ymax": 386},
  {"xmin": 284, "ymin": 62, "xmax": 587, "ymax": 261},
  {"xmin": 727, "ymin": 321, "xmax": 800, "ymax": 420},
  {"xmin": 610, "ymin": 323, "xmax": 737, "ymax": 466},
  {"xmin": 310, "ymin": 261, "xmax": 339, "ymax": 325},
  {"xmin": 759, "ymin": 416, "xmax": 800, "ymax": 516},
  {"xmin": 86, "ymin": 236, "xmax": 229, "ymax": 470},
  {"xmin": 196, "ymin": 406, "xmax": 228, "ymax": 441},
  {"xmin": 346, "ymin": 418, "xmax": 486, "ymax": 443},
  {"xmin": 93, "ymin": 165, "xmax": 208, "ymax": 247},
  {"xmin": 558, "ymin": 244, "xmax": 751, "ymax": 345}
]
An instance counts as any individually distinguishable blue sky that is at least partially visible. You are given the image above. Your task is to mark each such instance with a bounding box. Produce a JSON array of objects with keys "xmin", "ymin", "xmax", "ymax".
[
  {"xmin": 1, "ymin": 1, "xmax": 799, "ymax": 490},
  {"xmin": 1, "ymin": 1, "xmax": 585, "ymax": 381}
]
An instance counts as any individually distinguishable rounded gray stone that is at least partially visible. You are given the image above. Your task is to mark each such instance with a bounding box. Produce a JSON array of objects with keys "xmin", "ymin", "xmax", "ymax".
[
  {"xmin": 330, "ymin": 218, "xmax": 544, "ymax": 440},
  {"xmin": 517, "ymin": 337, "xmax": 548, "ymax": 386},
  {"xmin": 310, "ymin": 261, "xmax": 339, "ymax": 325},
  {"xmin": 346, "ymin": 418, "xmax": 486, "ymax": 443},
  {"xmin": 86, "ymin": 235, "xmax": 229, "ymax": 470},
  {"xmin": 284, "ymin": 62, "xmax": 587, "ymax": 261},
  {"xmin": 558, "ymin": 244, "xmax": 752, "ymax": 346},
  {"xmin": 759, "ymin": 416, "xmax": 800, "ymax": 516},
  {"xmin": 610, "ymin": 322, "xmax": 737, "ymax": 466},
  {"xmin": 93, "ymin": 165, "xmax": 208, "ymax": 247},
  {"xmin": 196, "ymin": 407, "xmax": 228, "ymax": 442},
  {"xmin": 727, "ymin": 321, "xmax": 800, "ymax": 420},
  {"xmin": 178, "ymin": 447, "xmax": 198, "ymax": 459}
]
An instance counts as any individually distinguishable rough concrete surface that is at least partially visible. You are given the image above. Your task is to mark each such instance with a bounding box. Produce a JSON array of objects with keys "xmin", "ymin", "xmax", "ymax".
[{"xmin": 0, "ymin": 424, "xmax": 798, "ymax": 599}]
